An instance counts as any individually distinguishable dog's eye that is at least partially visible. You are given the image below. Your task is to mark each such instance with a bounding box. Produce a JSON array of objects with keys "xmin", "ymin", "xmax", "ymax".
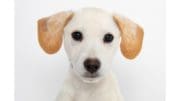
[
  {"xmin": 103, "ymin": 33, "xmax": 114, "ymax": 43},
  {"xmin": 71, "ymin": 31, "xmax": 83, "ymax": 41}
]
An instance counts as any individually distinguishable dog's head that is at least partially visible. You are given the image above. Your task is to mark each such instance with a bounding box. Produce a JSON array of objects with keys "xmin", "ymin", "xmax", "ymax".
[{"xmin": 38, "ymin": 8, "xmax": 144, "ymax": 83}]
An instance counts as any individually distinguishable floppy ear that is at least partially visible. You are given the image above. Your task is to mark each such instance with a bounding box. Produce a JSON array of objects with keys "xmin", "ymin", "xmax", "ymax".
[
  {"xmin": 113, "ymin": 15, "xmax": 144, "ymax": 59},
  {"xmin": 38, "ymin": 11, "xmax": 73, "ymax": 54}
]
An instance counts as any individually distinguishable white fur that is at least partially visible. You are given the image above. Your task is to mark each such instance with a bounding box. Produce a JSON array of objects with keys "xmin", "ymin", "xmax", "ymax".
[{"xmin": 57, "ymin": 8, "xmax": 124, "ymax": 101}]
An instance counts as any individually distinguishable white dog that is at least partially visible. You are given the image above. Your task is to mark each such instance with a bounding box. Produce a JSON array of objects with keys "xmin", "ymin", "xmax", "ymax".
[{"xmin": 38, "ymin": 8, "xmax": 143, "ymax": 101}]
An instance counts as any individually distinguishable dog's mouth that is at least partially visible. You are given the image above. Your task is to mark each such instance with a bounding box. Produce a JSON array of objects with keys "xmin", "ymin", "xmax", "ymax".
[
  {"xmin": 81, "ymin": 73, "xmax": 101, "ymax": 83},
  {"xmin": 83, "ymin": 72, "xmax": 99, "ymax": 78}
]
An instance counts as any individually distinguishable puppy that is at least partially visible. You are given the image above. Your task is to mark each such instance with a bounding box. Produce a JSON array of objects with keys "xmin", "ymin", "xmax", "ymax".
[{"xmin": 37, "ymin": 8, "xmax": 143, "ymax": 101}]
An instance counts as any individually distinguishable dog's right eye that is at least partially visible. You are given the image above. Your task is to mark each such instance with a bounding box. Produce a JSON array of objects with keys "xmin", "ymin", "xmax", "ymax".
[
  {"xmin": 103, "ymin": 33, "xmax": 114, "ymax": 43},
  {"xmin": 71, "ymin": 31, "xmax": 83, "ymax": 41}
]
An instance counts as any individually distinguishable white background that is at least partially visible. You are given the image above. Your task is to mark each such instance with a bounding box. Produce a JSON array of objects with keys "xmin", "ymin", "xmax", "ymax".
[{"xmin": 15, "ymin": 0, "xmax": 165, "ymax": 101}]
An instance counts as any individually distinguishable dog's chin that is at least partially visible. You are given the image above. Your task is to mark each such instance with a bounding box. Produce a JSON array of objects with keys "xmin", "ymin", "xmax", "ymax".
[{"xmin": 81, "ymin": 77, "xmax": 102, "ymax": 83}]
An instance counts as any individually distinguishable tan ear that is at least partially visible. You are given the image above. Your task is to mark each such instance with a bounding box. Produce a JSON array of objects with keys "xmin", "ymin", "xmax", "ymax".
[
  {"xmin": 113, "ymin": 15, "xmax": 144, "ymax": 59},
  {"xmin": 38, "ymin": 11, "xmax": 73, "ymax": 54}
]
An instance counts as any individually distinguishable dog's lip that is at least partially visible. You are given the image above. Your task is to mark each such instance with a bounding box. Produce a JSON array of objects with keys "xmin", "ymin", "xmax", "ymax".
[
  {"xmin": 83, "ymin": 73, "xmax": 99, "ymax": 78},
  {"xmin": 84, "ymin": 75, "xmax": 98, "ymax": 78}
]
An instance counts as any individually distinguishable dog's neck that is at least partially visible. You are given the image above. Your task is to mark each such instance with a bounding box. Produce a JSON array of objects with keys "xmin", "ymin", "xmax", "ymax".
[{"xmin": 60, "ymin": 67, "xmax": 124, "ymax": 101}]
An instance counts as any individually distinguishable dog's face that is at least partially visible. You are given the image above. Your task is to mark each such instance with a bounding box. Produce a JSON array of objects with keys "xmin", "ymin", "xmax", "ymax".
[
  {"xmin": 38, "ymin": 8, "xmax": 144, "ymax": 83},
  {"xmin": 63, "ymin": 9, "xmax": 120, "ymax": 82}
]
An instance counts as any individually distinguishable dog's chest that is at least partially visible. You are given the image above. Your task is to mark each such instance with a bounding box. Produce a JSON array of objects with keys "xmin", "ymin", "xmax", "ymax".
[
  {"xmin": 73, "ymin": 83, "xmax": 119, "ymax": 101},
  {"xmin": 74, "ymin": 93, "xmax": 117, "ymax": 101}
]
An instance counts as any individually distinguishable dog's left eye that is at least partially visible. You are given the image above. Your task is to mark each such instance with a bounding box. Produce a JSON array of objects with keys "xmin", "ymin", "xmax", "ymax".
[
  {"xmin": 71, "ymin": 31, "xmax": 83, "ymax": 41},
  {"xmin": 103, "ymin": 33, "xmax": 114, "ymax": 43}
]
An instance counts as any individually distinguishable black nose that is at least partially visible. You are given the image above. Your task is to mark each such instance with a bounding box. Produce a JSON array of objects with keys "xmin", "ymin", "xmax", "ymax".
[{"xmin": 84, "ymin": 58, "xmax": 101, "ymax": 74}]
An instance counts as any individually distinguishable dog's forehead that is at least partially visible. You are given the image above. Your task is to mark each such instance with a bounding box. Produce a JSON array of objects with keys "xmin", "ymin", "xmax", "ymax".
[
  {"xmin": 68, "ymin": 8, "xmax": 117, "ymax": 30},
  {"xmin": 75, "ymin": 8, "xmax": 111, "ymax": 20},
  {"xmin": 77, "ymin": 8, "xmax": 112, "ymax": 24},
  {"xmin": 72, "ymin": 8, "xmax": 113, "ymax": 26}
]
